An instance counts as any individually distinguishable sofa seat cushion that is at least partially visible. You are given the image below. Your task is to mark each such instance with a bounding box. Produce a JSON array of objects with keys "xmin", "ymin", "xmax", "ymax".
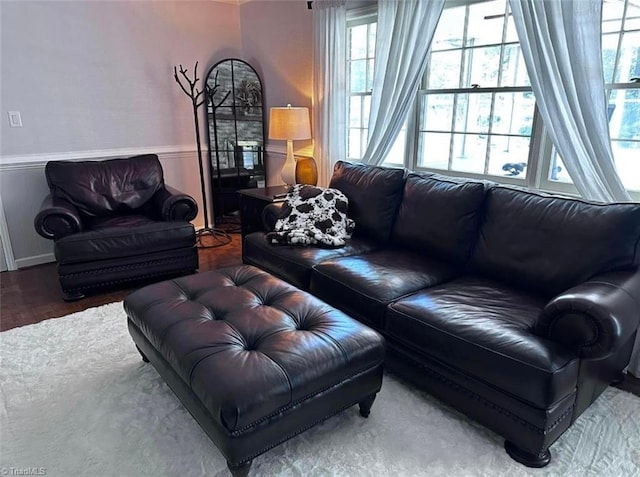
[
  {"xmin": 311, "ymin": 249, "xmax": 461, "ymax": 329},
  {"xmin": 243, "ymin": 232, "xmax": 379, "ymax": 290},
  {"xmin": 386, "ymin": 276, "xmax": 579, "ymax": 408},
  {"xmin": 54, "ymin": 215, "xmax": 196, "ymax": 265}
]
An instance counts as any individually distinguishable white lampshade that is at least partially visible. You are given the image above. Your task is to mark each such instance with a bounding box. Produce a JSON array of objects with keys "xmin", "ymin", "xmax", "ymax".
[
  {"xmin": 268, "ymin": 105, "xmax": 312, "ymax": 187},
  {"xmin": 268, "ymin": 105, "xmax": 311, "ymax": 140}
]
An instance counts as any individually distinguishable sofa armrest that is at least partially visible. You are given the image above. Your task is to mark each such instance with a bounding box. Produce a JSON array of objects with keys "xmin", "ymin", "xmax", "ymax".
[
  {"xmin": 34, "ymin": 194, "xmax": 83, "ymax": 240},
  {"xmin": 153, "ymin": 185, "xmax": 198, "ymax": 222},
  {"xmin": 537, "ymin": 270, "xmax": 640, "ymax": 360},
  {"xmin": 262, "ymin": 202, "xmax": 285, "ymax": 232}
]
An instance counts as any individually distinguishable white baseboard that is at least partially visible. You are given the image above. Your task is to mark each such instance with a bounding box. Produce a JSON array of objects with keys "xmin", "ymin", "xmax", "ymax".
[{"xmin": 15, "ymin": 253, "xmax": 55, "ymax": 269}]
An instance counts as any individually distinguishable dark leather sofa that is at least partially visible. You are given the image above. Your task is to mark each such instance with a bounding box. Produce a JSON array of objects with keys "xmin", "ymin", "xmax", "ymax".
[
  {"xmin": 243, "ymin": 161, "xmax": 640, "ymax": 467},
  {"xmin": 34, "ymin": 154, "xmax": 199, "ymax": 300}
]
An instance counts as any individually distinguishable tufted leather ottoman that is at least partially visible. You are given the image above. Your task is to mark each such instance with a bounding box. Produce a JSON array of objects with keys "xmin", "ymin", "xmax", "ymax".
[{"xmin": 124, "ymin": 265, "xmax": 385, "ymax": 476}]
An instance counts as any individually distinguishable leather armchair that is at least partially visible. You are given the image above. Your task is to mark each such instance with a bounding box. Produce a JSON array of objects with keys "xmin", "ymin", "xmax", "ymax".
[{"xmin": 34, "ymin": 154, "xmax": 199, "ymax": 301}]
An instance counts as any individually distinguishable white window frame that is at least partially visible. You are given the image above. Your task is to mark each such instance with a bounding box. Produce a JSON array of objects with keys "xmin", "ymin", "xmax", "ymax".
[{"xmin": 345, "ymin": 0, "xmax": 640, "ymax": 200}]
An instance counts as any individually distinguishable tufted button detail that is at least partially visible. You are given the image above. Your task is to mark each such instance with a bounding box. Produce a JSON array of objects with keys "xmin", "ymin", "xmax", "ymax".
[{"xmin": 124, "ymin": 265, "xmax": 386, "ymax": 434}]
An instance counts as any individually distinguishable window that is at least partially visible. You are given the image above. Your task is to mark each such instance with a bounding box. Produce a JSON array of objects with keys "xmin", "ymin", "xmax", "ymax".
[
  {"xmin": 346, "ymin": 11, "xmax": 376, "ymax": 161},
  {"xmin": 346, "ymin": 0, "xmax": 640, "ymax": 198},
  {"xmin": 415, "ymin": 0, "xmax": 533, "ymax": 181},
  {"xmin": 543, "ymin": 0, "xmax": 640, "ymax": 195}
]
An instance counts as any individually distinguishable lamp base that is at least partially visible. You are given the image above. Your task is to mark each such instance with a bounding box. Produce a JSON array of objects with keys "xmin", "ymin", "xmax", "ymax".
[{"xmin": 281, "ymin": 139, "xmax": 297, "ymax": 186}]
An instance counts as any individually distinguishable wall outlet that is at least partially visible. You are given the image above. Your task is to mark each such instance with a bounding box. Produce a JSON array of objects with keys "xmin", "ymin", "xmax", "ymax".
[{"xmin": 8, "ymin": 111, "xmax": 22, "ymax": 128}]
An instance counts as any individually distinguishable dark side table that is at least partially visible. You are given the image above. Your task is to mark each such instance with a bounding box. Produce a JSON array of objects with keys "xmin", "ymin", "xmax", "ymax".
[{"xmin": 238, "ymin": 185, "xmax": 288, "ymax": 239}]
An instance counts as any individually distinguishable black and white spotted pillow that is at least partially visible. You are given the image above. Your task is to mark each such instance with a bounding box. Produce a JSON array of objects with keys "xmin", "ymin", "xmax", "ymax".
[{"xmin": 267, "ymin": 184, "xmax": 355, "ymax": 247}]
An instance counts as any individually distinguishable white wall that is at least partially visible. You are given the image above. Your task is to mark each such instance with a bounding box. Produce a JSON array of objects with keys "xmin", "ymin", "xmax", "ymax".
[
  {"xmin": 1, "ymin": 1, "xmax": 242, "ymax": 155},
  {"xmin": 0, "ymin": 0, "xmax": 244, "ymax": 268},
  {"xmin": 239, "ymin": 0, "xmax": 313, "ymax": 185},
  {"xmin": 0, "ymin": 0, "xmax": 314, "ymax": 269}
]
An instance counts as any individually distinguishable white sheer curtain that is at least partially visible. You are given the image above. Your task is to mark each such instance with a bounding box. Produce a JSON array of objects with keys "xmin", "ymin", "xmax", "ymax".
[
  {"xmin": 360, "ymin": 0, "xmax": 445, "ymax": 166},
  {"xmin": 312, "ymin": 0, "xmax": 347, "ymax": 187},
  {"xmin": 509, "ymin": 0, "xmax": 631, "ymax": 203}
]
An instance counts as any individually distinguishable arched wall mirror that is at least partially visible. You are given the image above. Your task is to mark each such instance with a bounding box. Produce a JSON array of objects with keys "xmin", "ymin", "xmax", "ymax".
[{"xmin": 205, "ymin": 59, "xmax": 265, "ymax": 224}]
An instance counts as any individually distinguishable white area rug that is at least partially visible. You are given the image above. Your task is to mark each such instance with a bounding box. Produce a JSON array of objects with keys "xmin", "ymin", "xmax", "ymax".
[{"xmin": 1, "ymin": 302, "xmax": 639, "ymax": 477}]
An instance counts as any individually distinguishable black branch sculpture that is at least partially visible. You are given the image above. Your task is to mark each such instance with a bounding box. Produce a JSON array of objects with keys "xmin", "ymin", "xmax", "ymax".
[{"xmin": 174, "ymin": 61, "xmax": 231, "ymax": 248}]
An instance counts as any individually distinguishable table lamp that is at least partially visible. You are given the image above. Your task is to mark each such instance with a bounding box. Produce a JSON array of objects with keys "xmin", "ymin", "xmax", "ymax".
[{"xmin": 268, "ymin": 104, "xmax": 311, "ymax": 187}]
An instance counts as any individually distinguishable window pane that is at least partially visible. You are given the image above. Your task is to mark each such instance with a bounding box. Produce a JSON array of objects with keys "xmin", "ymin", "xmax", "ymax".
[
  {"xmin": 548, "ymin": 152, "xmax": 572, "ymax": 183},
  {"xmin": 602, "ymin": 0, "xmax": 624, "ymax": 33},
  {"xmin": 500, "ymin": 45, "xmax": 530, "ymax": 87},
  {"xmin": 466, "ymin": 0, "xmax": 505, "ymax": 47},
  {"xmin": 602, "ymin": 33, "xmax": 620, "ymax": 83},
  {"xmin": 427, "ymin": 50, "xmax": 462, "ymax": 89},
  {"xmin": 491, "ymin": 92, "xmax": 535, "ymax": 136},
  {"xmin": 421, "ymin": 94, "xmax": 454, "ymax": 131},
  {"xmin": 348, "ymin": 128, "xmax": 362, "ymax": 158},
  {"xmin": 504, "ymin": 9, "xmax": 518, "ymax": 43},
  {"xmin": 431, "ymin": 5, "xmax": 465, "ymax": 50},
  {"xmin": 624, "ymin": 1, "xmax": 640, "ymax": 30},
  {"xmin": 367, "ymin": 59, "xmax": 375, "ymax": 91},
  {"xmin": 609, "ymin": 88, "xmax": 640, "ymax": 141},
  {"xmin": 349, "ymin": 96, "xmax": 362, "ymax": 127},
  {"xmin": 385, "ymin": 129, "xmax": 406, "ymax": 165},
  {"xmin": 350, "ymin": 60, "xmax": 367, "ymax": 93},
  {"xmin": 451, "ymin": 133, "xmax": 487, "ymax": 174},
  {"xmin": 454, "ymin": 93, "xmax": 492, "ymax": 134},
  {"xmin": 418, "ymin": 132, "xmax": 450, "ymax": 169},
  {"xmin": 349, "ymin": 25, "xmax": 367, "ymax": 60},
  {"xmin": 363, "ymin": 95, "xmax": 371, "ymax": 126},
  {"xmin": 368, "ymin": 23, "xmax": 376, "ymax": 57},
  {"xmin": 464, "ymin": 46, "xmax": 501, "ymax": 88},
  {"xmin": 613, "ymin": 140, "xmax": 640, "ymax": 191},
  {"xmin": 616, "ymin": 31, "xmax": 640, "ymax": 82},
  {"xmin": 487, "ymin": 135, "xmax": 530, "ymax": 177}
]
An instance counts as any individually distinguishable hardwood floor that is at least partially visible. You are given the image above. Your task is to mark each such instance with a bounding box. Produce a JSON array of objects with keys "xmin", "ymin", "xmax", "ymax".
[
  {"xmin": 1, "ymin": 233, "xmax": 639, "ymax": 397},
  {"xmin": 0, "ymin": 234, "xmax": 242, "ymax": 332}
]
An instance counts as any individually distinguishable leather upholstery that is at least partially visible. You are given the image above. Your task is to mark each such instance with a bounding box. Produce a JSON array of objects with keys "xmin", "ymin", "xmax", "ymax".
[
  {"xmin": 538, "ymin": 270, "xmax": 640, "ymax": 359},
  {"xmin": 329, "ymin": 161, "xmax": 406, "ymax": 243},
  {"xmin": 54, "ymin": 218, "xmax": 195, "ymax": 264},
  {"xmin": 391, "ymin": 174, "xmax": 486, "ymax": 265},
  {"xmin": 311, "ymin": 249, "xmax": 461, "ymax": 328},
  {"xmin": 242, "ymin": 161, "xmax": 640, "ymax": 464},
  {"xmin": 153, "ymin": 184, "xmax": 199, "ymax": 222},
  {"xmin": 125, "ymin": 266, "xmax": 385, "ymax": 432},
  {"xmin": 35, "ymin": 155, "xmax": 199, "ymax": 298},
  {"xmin": 387, "ymin": 276, "xmax": 579, "ymax": 408},
  {"xmin": 45, "ymin": 154, "xmax": 163, "ymax": 217},
  {"xmin": 34, "ymin": 194, "xmax": 83, "ymax": 239},
  {"xmin": 471, "ymin": 186, "xmax": 640, "ymax": 297},
  {"xmin": 125, "ymin": 265, "xmax": 385, "ymax": 467},
  {"xmin": 243, "ymin": 232, "xmax": 379, "ymax": 289}
]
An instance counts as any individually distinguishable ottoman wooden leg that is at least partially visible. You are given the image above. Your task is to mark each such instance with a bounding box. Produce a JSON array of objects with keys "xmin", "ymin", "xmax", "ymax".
[
  {"xmin": 227, "ymin": 460, "xmax": 252, "ymax": 477},
  {"xmin": 358, "ymin": 392, "xmax": 377, "ymax": 418},
  {"xmin": 136, "ymin": 345, "xmax": 149, "ymax": 363}
]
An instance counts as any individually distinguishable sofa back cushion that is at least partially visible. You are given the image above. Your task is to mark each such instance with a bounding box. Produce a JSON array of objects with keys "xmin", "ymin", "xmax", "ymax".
[
  {"xmin": 391, "ymin": 174, "xmax": 486, "ymax": 265},
  {"xmin": 45, "ymin": 154, "xmax": 163, "ymax": 217},
  {"xmin": 329, "ymin": 161, "xmax": 406, "ymax": 243},
  {"xmin": 471, "ymin": 186, "xmax": 640, "ymax": 296}
]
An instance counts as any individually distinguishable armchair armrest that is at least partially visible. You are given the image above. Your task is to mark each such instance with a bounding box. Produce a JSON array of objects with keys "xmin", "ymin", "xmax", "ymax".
[
  {"xmin": 262, "ymin": 202, "xmax": 285, "ymax": 232},
  {"xmin": 153, "ymin": 185, "xmax": 198, "ymax": 222},
  {"xmin": 34, "ymin": 194, "xmax": 83, "ymax": 240},
  {"xmin": 537, "ymin": 270, "xmax": 640, "ymax": 360}
]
